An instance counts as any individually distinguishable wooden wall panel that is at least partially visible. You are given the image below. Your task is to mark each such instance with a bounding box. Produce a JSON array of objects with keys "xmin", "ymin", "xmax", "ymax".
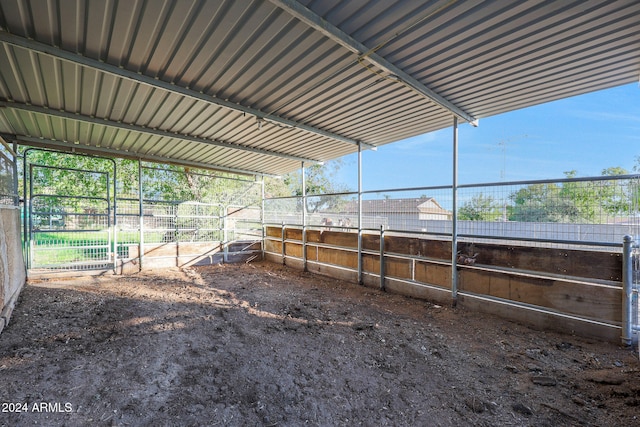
[
  {"xmin": 285, "ymin": 242, "xmax": 303, "ymax": 258},
  {"xmin": 384, "ymin": 236, "xmax": 450, "ymax": 259},
  {"xmin": 458, "ymin": 242, "xmax": 622, "ymax": 282},
  {"xmin": 305, "ymin": 245, "xmax": 318, "ymax": 260},
  {"xmin": 384, "ymin": 257, "xmax": 412, "ymax": 280},
  {"xmin": 459, "ymin": 294, "xmax": 621, "ymax": 343},
  {"xmin": 459, "ymin": 268, "xmax": 621, "ymax": 323},
  {"xmin": 285, "ymin": 228, "xmax": 302, "ymax": 241},
  {"xmin": 414, "ymin": 261, "xmax": 451, "ymax": 289},
  {"xmin": 318, "ymin": 247, "xmax": 358, "ymax": 269},
  {"xmin": 264, "ymin": 239, "xmax": 282, "ymax": 254},
  {"xmin": 265, "ymin": 226, "xmax": 282, "ymax": 238},
  {"xmin": 362, "ymin": 253, "xmax": 379, "ymax": 273},
  {"xmin": 317, "ymin": 231, "xmax": 358, "ymax": 248},
  {"xmin": 362, "ymin": 233, "xmax": 380, "ymax": 251}
]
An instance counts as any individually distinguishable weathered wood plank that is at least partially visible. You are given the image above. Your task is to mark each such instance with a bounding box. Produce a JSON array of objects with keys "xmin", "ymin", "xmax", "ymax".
[
  {"xmin": 458, "ymin": 242, "xmax": 622, "ymax": 282},
  {"xmin": 362, "ymin": 253, "xmax": 379, "ymax": 274},
  {"xmin": 318, "ymin": 247, "xmax": 358, "ymax": 269},
  {"xmin": 459, "ymin": 268, "xmax": 621, "ymax": 323},
  {"xmin": 385, "ymin": 257, "xmax": 412, "ymax": 280},
  {"xmin": 321, "ymin": 230, "xmax": 358, "ymax": 248},
  {"xmin": 458, "ymin": 294, "xmax": 621, "ymax": 343},
  {"xmin": 265, "ymin": 226, "xmax": 282, "ymax": 238},
  {"xmin": 384, "ymin": 278, "xmax": 453, "ymax": 306},
  {"xmin": 414, "ymin": 261, "xmax": 451, "ymax": 289},
  {"xmin": 285, "ymin": 228, "xmax": 302, "ymax": 241},
  {"xmin": 285, "ymin": 242, "xmax": 303, "ymax": 258},
  {"xmin": 264, "ymin": 239, "xmax": 282, "ymax": 254},
  {"xmin": 306, "ymin": 245, "xmax": 318, "ymax": 260},
  {"xmin": 384, "ymin": 236, "xmax": 451, "ymax": 259}
]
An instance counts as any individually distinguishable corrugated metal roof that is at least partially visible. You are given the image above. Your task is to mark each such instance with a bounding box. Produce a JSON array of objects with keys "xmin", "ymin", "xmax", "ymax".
[{"xmin": 0, "ymin": 0, "xmax": 638, "ymax": 176}]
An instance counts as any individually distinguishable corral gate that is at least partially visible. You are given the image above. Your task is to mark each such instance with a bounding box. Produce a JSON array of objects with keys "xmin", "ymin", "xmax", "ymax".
[{"xmin": 23, "ymin": 150, "xmax": 116, "ymax": 274}]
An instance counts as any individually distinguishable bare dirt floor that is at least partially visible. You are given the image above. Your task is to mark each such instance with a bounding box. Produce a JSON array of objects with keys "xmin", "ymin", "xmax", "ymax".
[{"xmin": 1, "ymin": 261, "xmax": 639, "ymax": 426}]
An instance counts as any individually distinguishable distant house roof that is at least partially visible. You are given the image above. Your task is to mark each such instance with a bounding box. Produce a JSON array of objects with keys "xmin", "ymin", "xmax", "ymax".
[{"xmin": 343, "ymin": 197, "xmax": 451, "ymax": 216}]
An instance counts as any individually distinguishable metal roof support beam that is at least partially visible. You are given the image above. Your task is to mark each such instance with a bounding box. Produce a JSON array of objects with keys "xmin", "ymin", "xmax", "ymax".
[
  {"xmin": 269, "ymin": 0, "xmax": 478, "ymax": 126},
  {"xmin": 8, "ymin": 134, "xmax": 276, "ymax": 177},
  {"xmin": 0, "ymin": 31, "xmax": 371, "ymax": 149},
  {"xmin": 0, "ymin": 101, "xmax": 318, "ymax": 164}
]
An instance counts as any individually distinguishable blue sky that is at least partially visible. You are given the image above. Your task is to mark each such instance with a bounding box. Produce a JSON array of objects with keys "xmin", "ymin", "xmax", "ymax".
[{"xmin": 335, "ymin": 83, "xmax": 640, "ymax": 192}]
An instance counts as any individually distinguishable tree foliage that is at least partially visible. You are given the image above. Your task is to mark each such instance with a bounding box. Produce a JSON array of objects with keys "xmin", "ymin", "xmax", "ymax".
[
  {"xmin": 265, "ymin": 160, "xmax": 349, "ymax": 213},
  {"xmin": 508, "ymin": 169, "xmax": 636, "ymax": 223},
  {"xmin": 20, "ymin": 149, "xmax": 262, "ymax": 212},
  {"xmin": 458, "ymin": 193, "xmax": 502, "ymax": 221}
]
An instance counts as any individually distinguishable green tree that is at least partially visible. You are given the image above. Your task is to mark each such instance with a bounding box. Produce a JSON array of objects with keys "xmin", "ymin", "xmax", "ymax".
[
  {"xmin": 458, "ymin": 193, "xmax": 502, "ymax": 221},
  {"xmin": 509, "ymin": 182, "xmax": 579, "ymax": 222},
  {"xmin": 266, "ymin": 160, "xmax": 349, "ymax": 213}
]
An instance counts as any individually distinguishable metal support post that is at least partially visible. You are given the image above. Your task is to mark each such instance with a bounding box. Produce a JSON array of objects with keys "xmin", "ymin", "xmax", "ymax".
[
  {"xmin": 451, "ymin": 116, "xmax": 459, "ymax": 306},
  {"xmin": 11, "ymin": 140, "xmax": 18, "ymax": 206},
  {"xmin": 138, "ymin": 160, "xmax": 144, "ymax": 270},
  {"xmin": 223, "ymin": 204, "xmax": 228, "ymax": 263},
  {"xmin": 622, "ymin": 235, "xmax": 634, "ymax": 346},
  {"xmin": 302, "ymin": 162, "xmax": 307, "ymax": 271},
  {"xmin": 380, "ymin": 225, "xmax": 385, "ymax": 291},
  {"xmin": 261, "ymin": 176, "xmax": 265, "ymax": 261},
  {"xmin": 112, "ymin": 159, "xmax": 117, "ymax": 272},
  {"xmin": 358, "ymin": 142, "xmax": 363, "ymax": 285},
  {"xmin": 23, "ymin": 149, "xmax": 31, "ymax": 270}
]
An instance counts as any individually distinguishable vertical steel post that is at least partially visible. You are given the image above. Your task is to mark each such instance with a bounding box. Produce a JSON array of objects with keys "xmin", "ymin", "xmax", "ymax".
[
  {"xmin": 358, "ymin": 142, "xmax": 363, "ymax": 285},
  {"xmin": 622, "ymin": 235, "xmax": 634, "ymax": 346},
  {"xmin": 302, "ymin": 162, "xmax": 307, "ymax": 271},
  {"xmin": 451, "ymin": 116, "xmax": 459, "ymax": 306},
  {"xmin": 11, "ymin": 140, "xmax": 18, "ymax": 206},
  {"xmin": 223, "ymin": 204, "xmax": 228, "ymax": 263},
  {"xmin": 23, "ymin": 149, "xmax": 30, "ymax": 271},
  {"xmin": 379, "ymin": 225, "xmax": 385, "ymax": 291},
  {"xmin": 261, "ymin": 176, "xmax": 265, "ymax": 261},
  {"xmin": 28, "ymin": 164, "xmax": 33, "ymax": 270},
  {"xmin": 111, "ymin": 160, "xmax": 118, "ymax": 272},
  {"xmin": 107, "ymin": 173, "xmax": 113, "ymax": 271},
  {"xmin": 138, "ymin": 160, "xmax": 144, "ymax": 270}
]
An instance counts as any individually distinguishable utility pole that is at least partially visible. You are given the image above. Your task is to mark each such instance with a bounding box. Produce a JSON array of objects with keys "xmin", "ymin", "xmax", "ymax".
[{"xmin": 496, "ymin": 134, "xmax": 529, "ymax": 221}]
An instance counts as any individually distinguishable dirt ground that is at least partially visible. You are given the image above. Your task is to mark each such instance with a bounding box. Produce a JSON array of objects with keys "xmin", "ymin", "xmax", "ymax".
[{"xmin": 0, "ymin": 261, "xmax": 638, "ymax": 426}]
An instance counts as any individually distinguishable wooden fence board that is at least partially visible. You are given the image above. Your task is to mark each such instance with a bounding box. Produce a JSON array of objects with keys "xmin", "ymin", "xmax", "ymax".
[
  {"xmin": 285, "ymin": 242, "xmax": 303, "ymax": 258},
  {"xmin": 285, "ymin": 228, "xmax": 302, "ymax": 241},
  {"xmin": 318, "ymin": 247, "xmax": 358, "ymax": 269},
  {"xmin": 385, "ymin": 257, "xmax": 412, "ymax": 280},
  {"xmin": 266, "ymin": 226, "xmax": 282, "ymax": 238},
  {"xmin": 459, "ymin": 268, "xmax": 621, "ymax": 323},
  {"xmin": 414, "ymin": 261, "xmax": 451, "ymax": 288},
  {"xmin": 459, "ymin": 294, "xmax": 621, "ymax": 343},
  {"xmin": 264, "ymin": 239, "xmax": 282, "ymax": 254},
  {"xmin": 362, "ymin": 253, "xmax": 379, "ymax": 273},
  {"xmin": 458, "ymin": 242, "xmax": 622, "ymax": 282},
  {"xmin": 318, "ymin": 231, "xmax": 358, "ymax": 248}
]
